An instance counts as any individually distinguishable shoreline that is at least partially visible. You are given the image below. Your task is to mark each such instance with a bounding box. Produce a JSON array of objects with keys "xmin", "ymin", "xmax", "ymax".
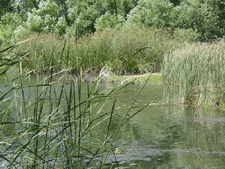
[{"xmin": 104, "ymin": 73, "xmax": 163, "ymax": 84}]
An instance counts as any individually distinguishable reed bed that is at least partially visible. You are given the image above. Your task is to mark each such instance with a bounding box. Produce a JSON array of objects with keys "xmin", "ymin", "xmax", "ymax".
[
  {"xmin": 15, "ymin": 28, "xmax": 183, "ymax": 75},
  {"xmin": 163, "ymin": 40, "xmax": 225, "ymax": 106},
  {"xmin": 0, "ymin": 41, "xmax": 149, "ymax": 168}
]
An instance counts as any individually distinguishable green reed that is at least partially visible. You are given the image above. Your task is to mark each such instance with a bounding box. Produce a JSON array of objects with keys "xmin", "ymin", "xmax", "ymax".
[
  {"xmin": 15, "ymin": 28, "xmax": 183, "ymax": 75},
  {"xmin": 0, "ymin": 38, "xmax": 148, "ymax": 168},
  {"xmin": 163, "ymin": 40, "xmax": 225, "ymax": 106}
]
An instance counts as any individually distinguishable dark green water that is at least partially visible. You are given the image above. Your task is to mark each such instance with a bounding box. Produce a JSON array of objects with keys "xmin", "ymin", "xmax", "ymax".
[{"xmin": 1, "ymin": 74, "xmax": 225, "ymax": 168}]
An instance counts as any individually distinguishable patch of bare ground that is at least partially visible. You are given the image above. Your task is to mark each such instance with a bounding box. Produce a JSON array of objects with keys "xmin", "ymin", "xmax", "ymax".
[{"xmin": 121, "ymin": 73, "xmax": 162, "ymax": 79}]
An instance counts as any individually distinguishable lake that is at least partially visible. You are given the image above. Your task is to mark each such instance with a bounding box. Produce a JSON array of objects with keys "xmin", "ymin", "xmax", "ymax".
[{"xmin": 0, "ymin": 74, "xmax": 225, "ymax": 168}]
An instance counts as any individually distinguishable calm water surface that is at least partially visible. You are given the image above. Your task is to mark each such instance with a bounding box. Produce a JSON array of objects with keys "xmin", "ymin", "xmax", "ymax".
[
  {"xmin": 1, "ymin": 74, "xmax": 225, "ymax": 168},
  {"xmin": 95, "ymin": 83, "xmax": 225, "ymax": 169}
]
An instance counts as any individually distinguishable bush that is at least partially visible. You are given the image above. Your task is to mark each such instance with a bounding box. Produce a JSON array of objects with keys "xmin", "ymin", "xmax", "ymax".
[
  {"xmin": 26, "ymin": 0, "xmax": 67, "ymax": 34},
  {"xmin": 126, "ymin": 0, "xmax": 225, "ymax": 41},
  {"xmin": 95, "ymin": 11, "xmax": 125, "ymax": 32},
  {"xmin": 172, "ymin": 28, "xmax": 200, "ymax": 42},
  {"xmin": 67, "ymin": 2, "xmax": 101, "ymax": 37},
  {"xmin": 126, "ymin": 0, "xmax": 176, "ymax": 28},
  {"xmin": 0, "ymin": 12, "xmax": 23, "ymax": 27},
  {"xmin": 174, "ymin": 0, "xmax": 225, "ymax": 41},
  {"xmin": 0, "ymin": 24, "xmax": 13, "ymax": 42}
]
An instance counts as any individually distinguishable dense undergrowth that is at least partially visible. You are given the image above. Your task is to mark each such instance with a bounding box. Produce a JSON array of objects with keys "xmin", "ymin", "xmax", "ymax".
[{"xmin": 14, "ymin": 28, "xmax": 188, "ymax": 75}]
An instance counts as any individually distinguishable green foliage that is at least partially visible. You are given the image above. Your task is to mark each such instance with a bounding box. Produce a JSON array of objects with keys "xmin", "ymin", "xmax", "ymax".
[
  {"xmin": 126, "ymin": 0, "xmax": 175, "ymax": 28},
  {"xmin": 0, "ymin": 0, "xmax": 13, "ymax": 17},
  {"xmin": 26, "ymin": 0, "xmax": 67, "ymax": 34},
  {"xmin": 95, "ymin": 12, "xmax": 125, "ymax": 32},
  {"xmin": 67, "ymin": 1, "xmax": 102, "ymax": 36},
  {"xmin": 0, "ymin": 13, "xmax": 31, "ymax": 42},
  {"xmin": 1, "ymin": 0, "xmax": 223, "ymax": 40},
  {"xmin": 14, "ymin": 25, "xmax": 32, "ymax": 39},
  {"xmin": 16, "ymin": 28, "xmax": 183, "ymax": 74},
  {"xmin": 169, "ymin": 0, "xmax": 181, "ymax": 6},
  {"xmin": 66, "ymin": 0, "xmax": 138, "ymax": 36},
  {"xmin": 125, "ymin": 0, "xmax": 224, "ymax": 40},
  {"xmin": 99, "ymin": 0, "xmax": 138, "ymax": 17},
  {"xmin": 55, "ymin": 16, "xmax": 68, "ymax": 35},
  {"xmin": 0, "ymin": 13, "xmax": 23, "ymax": 27},
  {"xmin": 0, "ymin": 24, "xmax": 14, "ymax": 42},
  {"xmin": 174, "ymin": 0, "xmax": 225, "ymax": 40},
  {"xmin": 163, "ymin": 40, "xmax": 225, "ymax": 106},
  {"xmin": 172, "ymin": 28, "xmax": 200, "ymax": 42}
]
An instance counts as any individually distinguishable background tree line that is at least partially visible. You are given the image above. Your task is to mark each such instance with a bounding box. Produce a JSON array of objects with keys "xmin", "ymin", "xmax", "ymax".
[{"xmin": 0, "ymin": 0, "xmax": 224, "ymax": 41}]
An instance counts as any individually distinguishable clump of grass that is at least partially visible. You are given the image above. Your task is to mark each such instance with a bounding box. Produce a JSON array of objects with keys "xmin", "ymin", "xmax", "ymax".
[
  {"xmin": 163, "ymin": 40, "xmax": 225, "ymax": 106},
  {"xmin": 15, "ymin": 28, "xmax": 185, "ymax": 75}
]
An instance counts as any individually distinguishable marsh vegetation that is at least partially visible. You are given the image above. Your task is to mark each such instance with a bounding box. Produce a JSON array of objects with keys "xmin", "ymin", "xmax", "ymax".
[{"xmin": 0, "ymin": 0, "xmax": 225, "ymax": 168}]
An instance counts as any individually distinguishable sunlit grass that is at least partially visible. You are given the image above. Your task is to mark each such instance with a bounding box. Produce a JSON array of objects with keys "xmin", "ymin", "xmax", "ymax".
[
  {"xmin": 163, "ymin": 40, "xmax": 225, "ymax": 106},
  {"xmin": 15, "ymin": 28, "xmax": 186, "ymax": 75}
]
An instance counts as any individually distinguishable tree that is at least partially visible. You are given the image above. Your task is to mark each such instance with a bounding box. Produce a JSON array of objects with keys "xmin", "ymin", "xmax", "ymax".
[
  {"xmin": 174, "ymin": 0, "xmax": 225, "ymax": 40},
  {"xmin": 95, "ymin": 11, "xmax": 125, "ymax": 32},
  {"xmin": 169, "ymin": 0, "xmax": 181, "ymax": 6},
  {"xmin": 126, "ymin": 0, "xmax": 175, "ymax": 28},
  {"xmin": 66, "ymin": 0, "xmax": 102, "ymax": 36},
  {"xmin": 66, "ymin": 0, "xmax": 138, "ymax": 36},
  {"xmin": 26, "ymin": 0, "xmax": 67, "ymax": 34},
  {"xmin": 0, "ymin": 0, "xmax": 13, "ymax": 18}
]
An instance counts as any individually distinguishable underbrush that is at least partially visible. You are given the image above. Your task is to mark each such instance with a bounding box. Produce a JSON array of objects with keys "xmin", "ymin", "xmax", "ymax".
[
  {"xmin": 163, "ymin": 40, "xmax": 225, "ymax": 107},
  {"xmin": 15, "ymin": 28, "xmax": 187, "ymax": 75}
]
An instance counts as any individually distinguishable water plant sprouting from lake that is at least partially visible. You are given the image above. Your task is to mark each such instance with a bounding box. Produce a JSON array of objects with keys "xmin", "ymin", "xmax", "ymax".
[
  {"xmin": 163, "ymin": 40, "xmax": 225, "ymax": 106},
  {"xmin": 0, "ymin": 39, "xmax": 149, "ymax": 168}
]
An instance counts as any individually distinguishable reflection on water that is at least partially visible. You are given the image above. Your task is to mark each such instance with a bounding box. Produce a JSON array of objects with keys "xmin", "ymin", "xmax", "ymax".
[
  {"xmin": 1, "ymin": 74, "xmax": 225, "ymax": 168},
  {"xmin": 90, "ymin": 84, "xmax": 225, "ymax": 168},
  {"xmin": 104, "ymin": 102, "xmax": 225, "ymax": 169}
]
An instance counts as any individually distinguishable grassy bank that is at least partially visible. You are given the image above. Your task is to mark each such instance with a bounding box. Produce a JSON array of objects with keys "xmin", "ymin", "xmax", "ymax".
[
  {"xmin": 106, "ymin": 73, "xmax": 162, "ymax": 84},
  {"xmin": 163, "ymin": 40, "xmax": 225, "ymax": 107},
  {"xmin": 14, "ymin": 28, "xmax": 187, "ymax": 75}
]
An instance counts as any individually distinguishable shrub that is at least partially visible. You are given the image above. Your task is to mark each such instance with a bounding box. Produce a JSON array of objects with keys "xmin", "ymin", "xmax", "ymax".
[
  {"xmin": 172, "ymin": 28, "xmax": 200, "ymax": 42},
  {"xmin": 67, "ymin": 2, "xmax": 101, "ymax": 37},
  {"xmin": 95, "ymin": 11, "xmax": 125, "ymax": 32},
  {"xmin": 0, "ymin": 24, "xmax": 13, "ymax": 42},
  {"xmin": 126, "ymin": 0, "xmax": 176, "ymax": 28},
  {"xmin": 26, "ymin": 0, "xmax": 67, "ymax": 34},
  {"xmin": 174, "ymin": 0, "xmax": 225, "ymax": 41}
]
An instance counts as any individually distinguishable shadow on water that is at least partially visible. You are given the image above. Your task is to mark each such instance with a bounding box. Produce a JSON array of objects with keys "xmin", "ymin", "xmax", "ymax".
[{"xmin": 1, "ymin": 74, "xmax": 225, "ymax": 168}]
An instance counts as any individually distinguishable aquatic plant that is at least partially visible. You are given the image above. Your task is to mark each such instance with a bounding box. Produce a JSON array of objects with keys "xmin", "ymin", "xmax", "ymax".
[
  {"xmin": 163, "ymin": 40, "xmax": 225, "ymax": 106},
  {"xmin": 15, "ymin": 28, "xmax": 184, "ymax": 75}
]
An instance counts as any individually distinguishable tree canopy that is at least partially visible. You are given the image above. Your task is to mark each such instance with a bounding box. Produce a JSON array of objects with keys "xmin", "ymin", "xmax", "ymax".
[{"xmin": 0, "ymin": 0, "xmax": 224, "ymax": 41}]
